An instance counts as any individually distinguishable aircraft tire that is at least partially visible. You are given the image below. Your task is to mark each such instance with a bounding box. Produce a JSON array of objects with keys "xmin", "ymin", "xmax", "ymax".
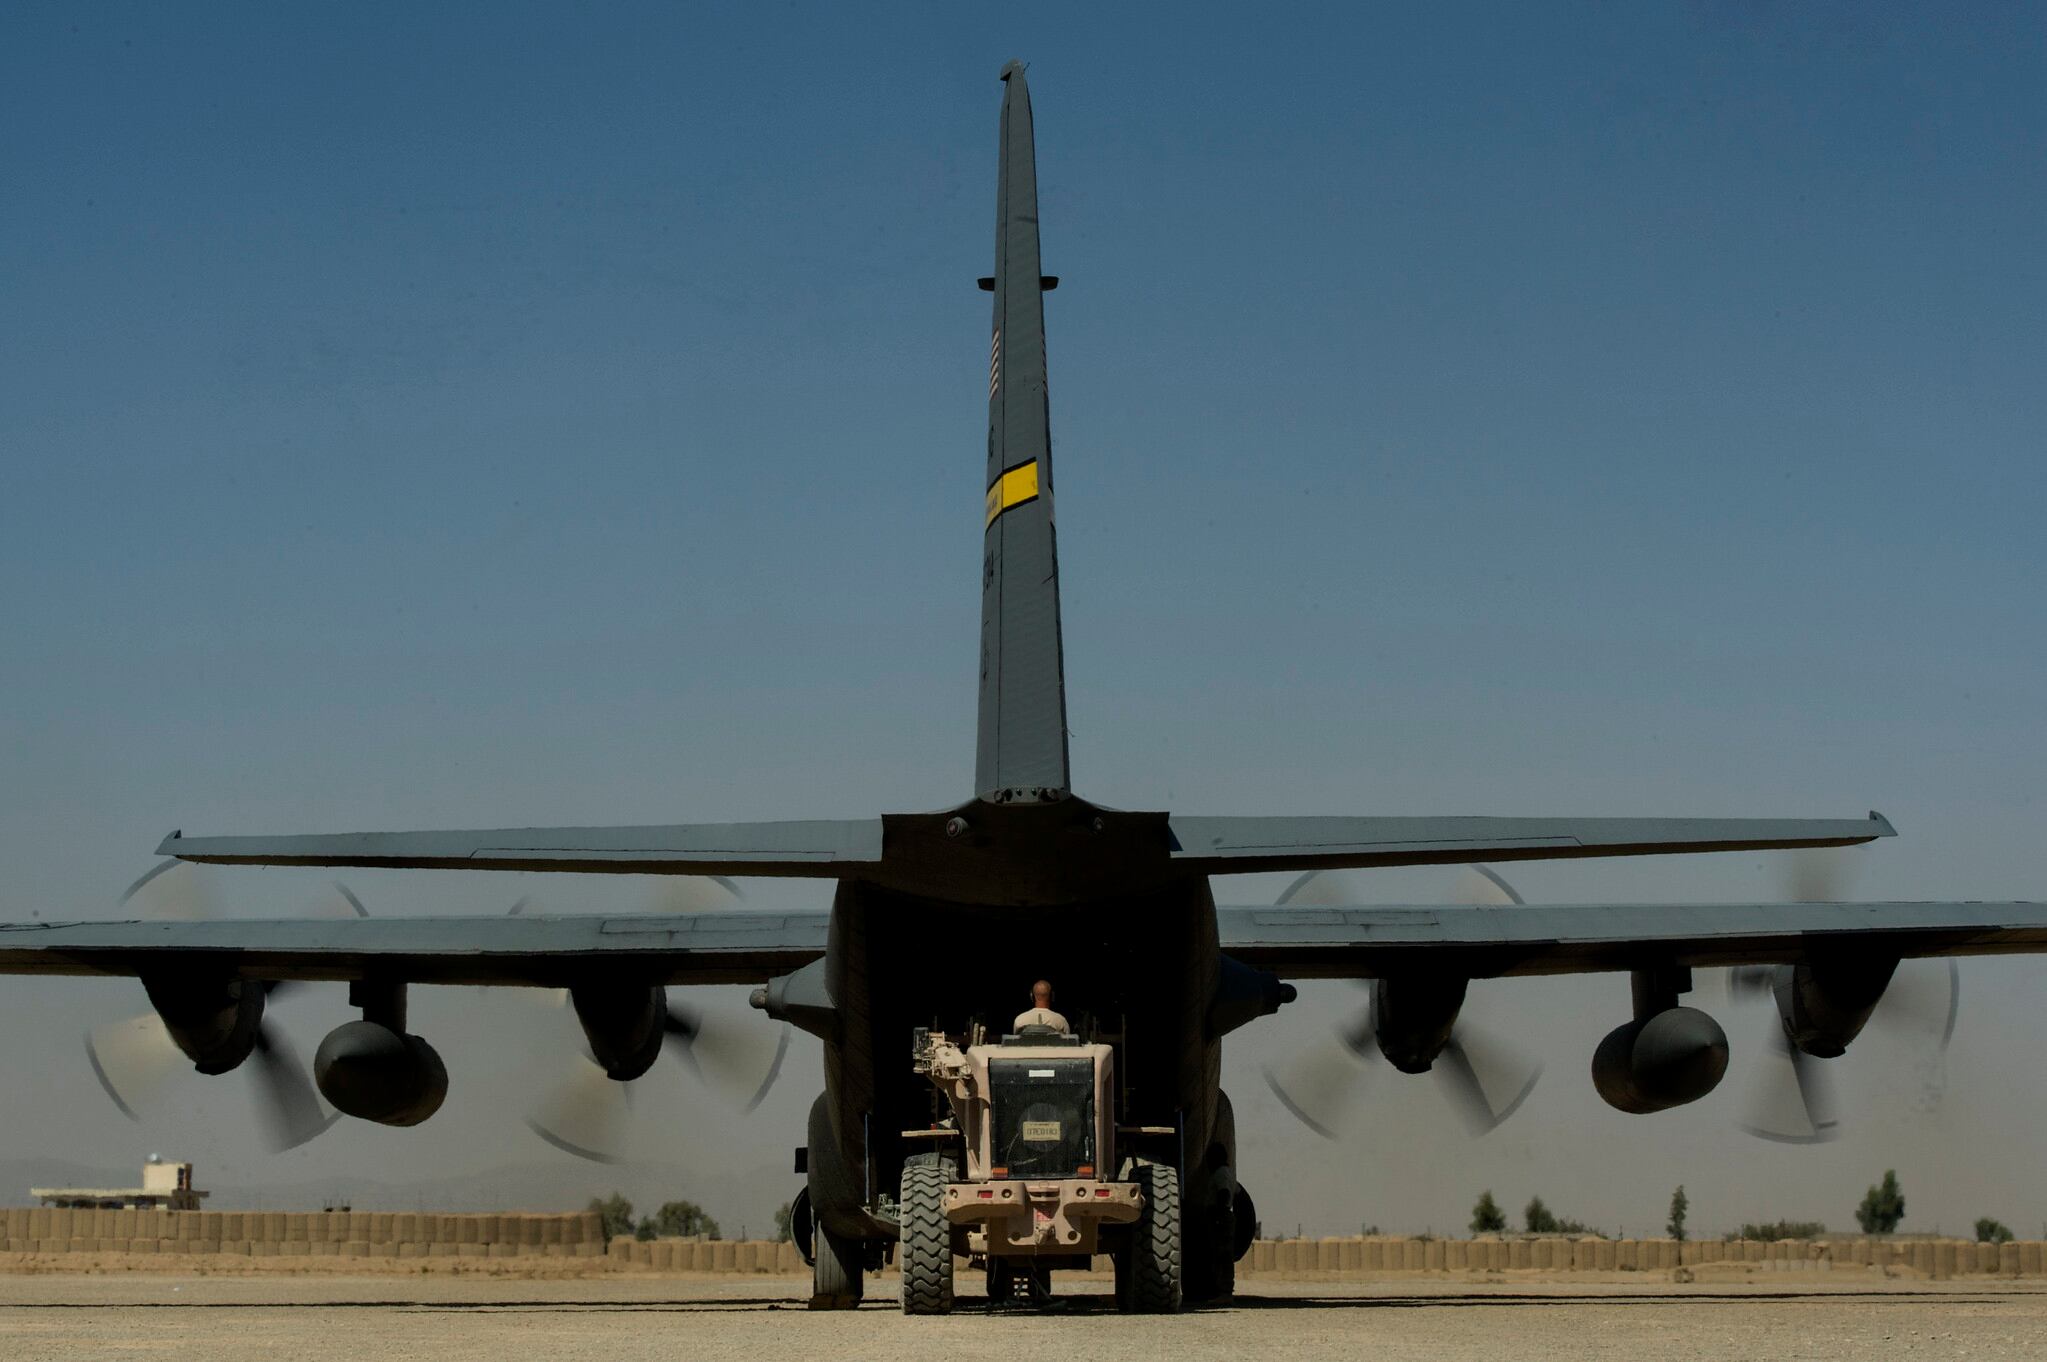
[
  {"xmin": 898, "ymin": 1156, "xmax": 955, "ymax": 1315},
  {"xmin": 1116, "ymin": 1161, "xmax": 1183, "ymax": 1314}
]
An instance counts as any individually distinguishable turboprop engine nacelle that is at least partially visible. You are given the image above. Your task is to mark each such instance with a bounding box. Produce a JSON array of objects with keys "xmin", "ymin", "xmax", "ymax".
[
  {"xmin": 1769, "ymin": 956, "xmax": 1898, "ymax": 1058},
  {"xmin": 571, "ymin": 983, "xmax": 666, "ymax": 1081},
  {"xmin": 1372, "ymin": 975, "xmax": 1468, "ymax": 1074},
  {"xmin": 142, "ymin": 974, "xmax": 265, "ymax": 1074},
  {"xmin": 1592, "ymin": 1006, "xmax": 1729, "ymax": 1114},
  {"xmin": 314, "ymin": 1020, "xmax": 448, "ymax": 1126}
]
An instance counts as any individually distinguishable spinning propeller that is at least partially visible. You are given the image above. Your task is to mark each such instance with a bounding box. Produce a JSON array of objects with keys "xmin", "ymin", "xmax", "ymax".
[
  {"xmin": 1726, "ymin": 851, "xmax": 1960, "ymax": 1145},
  {"xmin": 83, "ymin": 862, "xmax": 359, "ymax": 1152},
  {"xmin": 1262, "ymin": 865, "xmax": 1543, "ymax": 1140},
  {"xmin": 519, "ymin": 878, "xmax": 792, "ymax": 1163}
]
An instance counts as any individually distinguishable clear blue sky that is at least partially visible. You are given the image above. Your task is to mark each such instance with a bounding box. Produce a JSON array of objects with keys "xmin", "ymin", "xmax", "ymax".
[{"xmin": 2, "ymin": 3, "xmax": 2044, "ymax": 1236}]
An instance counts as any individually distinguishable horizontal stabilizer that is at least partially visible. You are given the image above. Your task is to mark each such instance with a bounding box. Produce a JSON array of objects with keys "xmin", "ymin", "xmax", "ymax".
[
  {"xmin": 1171, "ymin": 812, "xmax": 1893, "ymax": 875},
  {"xmin": 159, "ymin": 820, "xmax": 882, "ymax": 878}
]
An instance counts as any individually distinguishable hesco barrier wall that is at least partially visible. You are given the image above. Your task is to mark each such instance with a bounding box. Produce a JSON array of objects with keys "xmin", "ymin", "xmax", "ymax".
[
  {"xmin": 2, "ymin": 1217, "xmax": 2043, "ymax": 1279},
  {"xmin": 1240, "ymin": 1235, "xmax": 2047, "ymax": 1280},
  {"xmin": 0, "ymin": 1208, "xmax": 609, "ymax": 1259}
]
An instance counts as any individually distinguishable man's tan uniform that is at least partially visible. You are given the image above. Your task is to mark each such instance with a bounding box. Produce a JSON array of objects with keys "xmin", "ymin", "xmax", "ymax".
[{"xmin": 1012, "ymin": 1006, "xmax": 1071, "ymax": 1034}]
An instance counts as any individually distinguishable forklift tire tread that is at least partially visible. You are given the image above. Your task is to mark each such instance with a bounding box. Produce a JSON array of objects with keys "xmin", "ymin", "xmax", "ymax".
[
  {"xmin": 899, "ymin": 1159, "xmax": 955, "ymax": 1315},
  {"xmin": 1120, "ymin": 1161, "xmax": 1183, "ymax": 1313}
]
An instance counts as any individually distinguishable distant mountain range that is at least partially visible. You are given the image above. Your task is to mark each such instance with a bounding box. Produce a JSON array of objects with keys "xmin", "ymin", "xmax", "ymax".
[{"xmin": 0, "ymin": 1154, "xmax": 798, "ymax": 1240}]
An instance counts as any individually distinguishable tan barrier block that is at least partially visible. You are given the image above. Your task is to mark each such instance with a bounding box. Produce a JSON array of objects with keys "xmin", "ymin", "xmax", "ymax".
[
  {"xmin": 1537, "ymin": 1241, "xmax": 1558, "ymax": 1271},
  {"xmin": 204, "ymin": 1213, "xmax": 225, "ymax": 1242},
  {"xmin": 1401, "ymin": 1239, "xmax": 1423, "ymax": 1271},
  {"xmin": 26, "ymin": 1209, "xmax": 49, "ymax": 1239},
  {"xmin": 2018, "ymin": 1242, "xmax": 2042, "ymax": 1275},
  {"xmin": 394, "ymin": 1242, "xmax": 418, "ymax": 1259},
  {"xmin": 649, "ymin": 1241, "xmax": 673, "ymax": 1270},
  {"xmin": 739, "ymin": 1243, "xmax": 763, "ymax": 1272},
  {"xmin": 370, "ymin": 1213, "xmax": 394, "ymax": 1242},
  {"xmin": 1423, "ymin": 1239, "xmax": 1444, "ymax": 1271},
  {"xmin": 371, "ymin": 1242, "xmax": 394, "ymax": 1257},
  {"xmin": 430, "ymin": 1243, "xmax": 455, "ymax": 1258},
  {"xmin": 455, "ymin": 1243, "xmax": 481, "ymax": 1258},
  {"xmin": 1936, "ymin": 1241, "xmax": 1958, "ymax": 1280},
  {"xmin": 488, "ymin": 1243, "xmax": 516, "ymax": 1259},
  {"xmin": 626, "ymin": 1240, "xmax": 648, "ymax": 1266},
  {"xmin": 283, "ymin": 1212, "xmax": 307, "ymax": 1242},
  {"xmin": 540, "ymin": 1217, "xmax": 562, "ymax": 1246},
  {"xmin": 1272, "ymin": 1240, "xmax": 1296, "ymax": 1273},
  {"xmin": 577, "ymin": 1212, "xmax": 602, "ymax": 1244},
  {"xmin": 214, "ymin": 1212, "xmax": 238, "ymax": 1240},
  {"xmin": 391, "ymin": 1213, "xmax": 417, "ymax": 1243},
  {"xmin": 1444, "ymin": 1240, "xmax": 1466, "ymax": 1271},
  {"xmin": 455, "ymin": 1216, "xmax": 478, "ymax": 1245},
  {"xmin": 2001, "ymin": 1243, "xmax": 2022, "ymax": 1275},
  {"xmin": 128, "ymin": 1238, "xmax": 156, "ymax": 1255},
  {"xmin": 522, "ymin": 1216, "xmax": 547, "ymax": 1247},
  {"xmin": 1909, "ymin": 1242, "xmax": 1932, "ymax": 1275},
  {"xmin": 342, "ymin": 1241, "xmax": 367, "ymax": 1258},
  {"xmin": 1310, "ymin": 1238, "xmax": 1336, "ymax": 1271},
  {"xmin": 779, "ymin": 1241, "xmax": 803, "ymax": 1271},
  {"xmin": 474, "ymin": 1215, "xmax": 500, "ymax": 1244},
  {"xmin": 712, "ymin": 1241, "xmax": 736, "ymax": 1271},
  {"xmin": 1251, "ymin": 1240, "xmax": 1275, "ymax": 1272},
  {"xmin": 431, "ymin": 1215, "xmax": 454, "ymax": 1243},
  {"xmin": 47, "ymin": 1209, "xmax": 76, "ymax": 1240},
  {"xmin": 1504, "ymin": 1239, "xmax": 1526, "ymax": 1270},
  {"xmin": 67, "ymin": 1238, "xmax": 93, "ymax": 1254},
  {"xmin": 606, "ymin": 1237, "xmax": 630, "ymax": 1262},
  {"xmin": 85, "ymin": 1209, "xmax": 108, "ymax": 1238}
]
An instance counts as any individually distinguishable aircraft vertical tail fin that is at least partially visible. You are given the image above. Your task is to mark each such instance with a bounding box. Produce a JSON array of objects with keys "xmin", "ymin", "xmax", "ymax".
[{"xmin": 975, "ymin": 61, "xmax": 1071, "ymax": 804}]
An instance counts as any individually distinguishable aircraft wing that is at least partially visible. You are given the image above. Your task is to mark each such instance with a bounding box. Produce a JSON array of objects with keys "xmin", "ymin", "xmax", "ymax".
[
  {"xmin": 1170, "ymin": 812, "xmax": 1893, "ymax": 875},
  {"xmin": 1217, "ymin": 900, "xmax": 2047, "ymax": 979},
  {"xmin": 0, "ymin": 911, "xmax": 830, "ymax": 987},
  {"xmin": 156, "ymin": 819, "xmax": 882, "ymax": 877}
]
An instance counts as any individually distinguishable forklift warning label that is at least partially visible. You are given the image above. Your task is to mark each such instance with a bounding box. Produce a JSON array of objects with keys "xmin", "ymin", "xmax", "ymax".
[{"xmin": 1021, "ymin": 1120, "xmax": 1062, "ymax": 1141}]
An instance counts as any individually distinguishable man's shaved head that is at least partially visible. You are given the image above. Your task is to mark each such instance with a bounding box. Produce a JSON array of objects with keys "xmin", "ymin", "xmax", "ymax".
[{"xmin": 1031, "ymin": 979, "xmax": 1054, "ymax": 1004}]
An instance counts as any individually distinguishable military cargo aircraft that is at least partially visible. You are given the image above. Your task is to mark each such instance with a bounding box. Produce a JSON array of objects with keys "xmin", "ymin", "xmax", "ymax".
[{"xmin": 4, "ymin": 62, "xmax": 2045, "ymax": 1311}]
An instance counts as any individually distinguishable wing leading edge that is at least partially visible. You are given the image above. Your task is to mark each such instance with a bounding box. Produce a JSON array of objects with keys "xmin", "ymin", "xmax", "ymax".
[
  {"xmin": 1217, "ymin": 900, "xmax": 2047, "ymax": 980},
  {"xmin": 0, "ymin": 911, "xmax": 830, "ymax": 987}
]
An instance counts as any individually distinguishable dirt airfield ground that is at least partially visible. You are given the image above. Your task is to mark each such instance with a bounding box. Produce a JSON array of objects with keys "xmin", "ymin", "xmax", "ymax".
[{"xmin": 4, "ymin": 1274, "xmax": 2047, "ymax": 1362}]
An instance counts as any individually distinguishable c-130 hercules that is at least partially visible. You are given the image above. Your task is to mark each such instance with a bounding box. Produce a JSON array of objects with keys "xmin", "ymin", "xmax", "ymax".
[{"xmin": 5, "ymin": 62, "xmax": 2046, "ymax": 1312}]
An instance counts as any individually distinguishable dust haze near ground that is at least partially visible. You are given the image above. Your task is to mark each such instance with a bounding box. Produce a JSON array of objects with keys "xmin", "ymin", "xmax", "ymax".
[{"xmin": 3, "ymin": 1276, "xmax": 2045, "ymax": 1362}]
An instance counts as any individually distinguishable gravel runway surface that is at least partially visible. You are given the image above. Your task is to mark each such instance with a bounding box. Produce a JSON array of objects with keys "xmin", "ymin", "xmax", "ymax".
[{"xmin": 5, "ymin": 1274, "xmax": 2047, "ymax": 1361}]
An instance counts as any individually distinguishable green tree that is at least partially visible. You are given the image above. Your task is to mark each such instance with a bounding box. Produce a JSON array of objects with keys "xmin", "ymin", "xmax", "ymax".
[
  {"xmin": 1524, "ymin": 1196, "xmax": 1561, "ymax": 1234},
  {"xmin": 1975, "ymin": 1218, "xmax": 2014, "ymax": 1245},
  {"xmin": 646, "ymin": 1199, "xmax": 721, "ymax": 1240},
  {"xmin": 1469, "ymin": 1190, "xmax": 1507, "ymax": 1235},
  {"xmin": 1667, "ymin": 1185, "xmax": 1688, "ymax": 1242},
  {"xmin": 1855, "ymin": 1170, "xmax": 1906, "ymax": 1234},
  {"xmin": 773, "ymin": 1202, "xmax": 795, "ymax": 1243},
  {"xmin": 587, "ymin": 1193, "xmax": 635, "ymax": 1242}
]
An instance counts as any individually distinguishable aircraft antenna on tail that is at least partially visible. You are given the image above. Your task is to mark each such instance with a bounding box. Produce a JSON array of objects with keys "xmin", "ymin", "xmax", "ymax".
[{"xmin": 976, "ymin": 61, "xmax": 1071, "ymax": 804}]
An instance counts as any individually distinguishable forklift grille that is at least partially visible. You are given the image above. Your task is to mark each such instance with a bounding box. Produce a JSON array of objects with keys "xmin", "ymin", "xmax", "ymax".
[{"xmin": 988, "ymin": 1057, "xmax": 1095, "ymax": 1178}]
